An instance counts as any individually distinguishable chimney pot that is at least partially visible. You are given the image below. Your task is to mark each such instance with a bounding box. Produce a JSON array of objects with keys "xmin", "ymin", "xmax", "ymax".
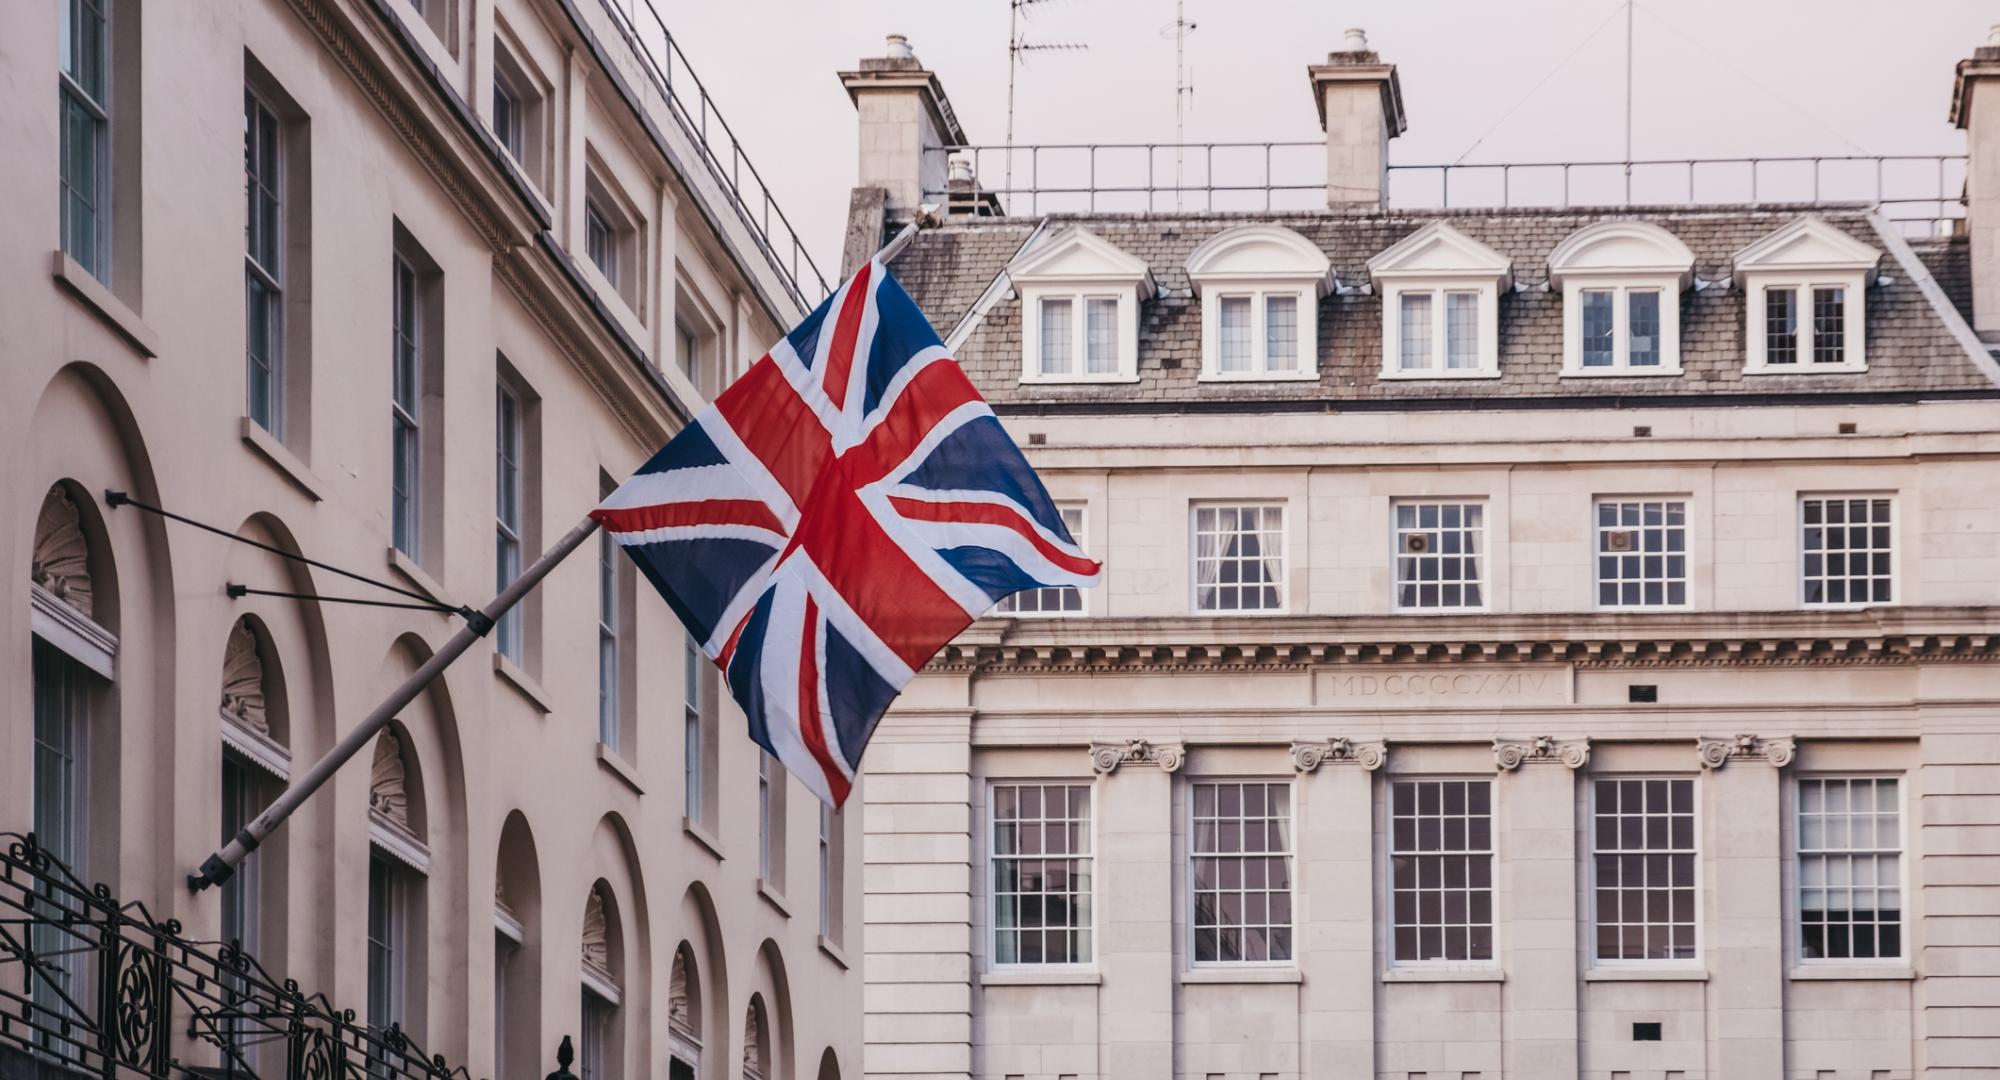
[
  {"xmin": 886, "ymin": 33, "xmax": 915, "ymax": 60},
  {"xmin": 947, "ymin": 154, "xmax": 975, "ymax": 186},
  {"xmin": 1343, "ymin": 28, "xmax": 1369, "ymax": 52}
]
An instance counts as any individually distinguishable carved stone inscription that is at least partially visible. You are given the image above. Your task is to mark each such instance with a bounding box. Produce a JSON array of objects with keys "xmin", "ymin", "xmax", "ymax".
[{"xmin": 1314, "ymin": 665, "xmax": 1571, "ymax": 707}]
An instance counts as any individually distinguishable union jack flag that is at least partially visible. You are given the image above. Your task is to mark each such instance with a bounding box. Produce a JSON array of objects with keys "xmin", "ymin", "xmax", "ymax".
[{"xmin": 591, "ymin": 258, "xmax": 1100, "ymax": 806}]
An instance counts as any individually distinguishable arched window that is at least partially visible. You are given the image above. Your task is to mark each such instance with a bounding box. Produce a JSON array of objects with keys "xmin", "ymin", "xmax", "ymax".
[
  {"xmin": 668, "ymin": 944, "xmax": 701, "ymax": 1080},
  {"xmin": 219, "ymin": 618, "xmax": 289, "ymax": 961},
  {"xmin": 1546, "ymin": 221, "xmax": 1694, "ymax": 375},
  {"xmin": 495, "ymin": 813, "xmax": 541, "ymax": 1080},
  {"xmin": 741, "ymin": 996, "xmax": 768, "ymax": 1080},
  {"xmin": 366, "ymin": 728, "xmax": 429, "ymax": 1036},
  {"xmin": 28, "ymin": 482, "xmax": 115, "ymax": 1057},
  {"xmin": 579, "ymin": 883, "xmax": 623, "ymax": 1080}
]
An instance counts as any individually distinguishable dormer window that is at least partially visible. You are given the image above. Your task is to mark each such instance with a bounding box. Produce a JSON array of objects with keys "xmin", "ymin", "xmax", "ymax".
[
  {"xmin": 1186, "ymin": 225, "xmax": 1332, "ymax": 381},
  {"xmin": 1009, "ymin": 227, "xmax": 1153, "ymax": 384},
  {"xmin": 1733, "ymin": 216, "xmax": 1878, "ymax": 374},
  {"xmin": 1367, "ymin": 222, "xmax": 1511, "ymax": 378},
  {"xmin": 1547, "ymin": 222, "xmax": 1694, "ymax": 376}
]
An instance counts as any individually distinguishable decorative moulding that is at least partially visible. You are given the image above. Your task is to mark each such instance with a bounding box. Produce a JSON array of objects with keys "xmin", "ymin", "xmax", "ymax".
[
  {"xmin": 33, "ymin": 486, "xmax": 95, "ymax": 619},
  {"xmin": 1089, "ymin": 738, "xmax": 1186, "ymax": 775},
  {"xmin": 1289, "ymin": 737, "xmax": 1388, "ymax": 772},
  {"xmin": 1696, "ymin": 734, "xmax": 1797, "ymax": 770},
  {"xmin": 1493, "ymin": 736, "xmax": 1590, "ymax": 771},
  {"xmin": 221, "ymin": 716, "xmax": 292, "ymax": 782},
  {"xmin": 30, "ymin": 583, "xmax": 117, "ymax": 680},
  {"xmin": 220, "ymin": 622, "xmax": 269, "ymax": 736},
  {"xmin": 582, "ymin": 887, "xmax": 615, "ymax": 986}
]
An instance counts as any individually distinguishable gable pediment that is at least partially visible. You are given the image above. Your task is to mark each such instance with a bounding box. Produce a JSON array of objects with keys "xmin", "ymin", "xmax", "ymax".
[
  {"xmin": 1185, "ymin": 224, "xmax": 1333, "ymax": 293},
  {"xmin": 1548, "ymin": 221, "xmax": 1695, "ymax": 287},
  {"xmin": 1367, "ymin": 222, "xmax": 1513, "ymax": 285},
  {"xmin": 1008, "ymin": 227, "xmax": 1155, "ymax": 294},
  {"xmin": 1732, "ymin": 216, "xmax": 1881, "ymax": 274}
]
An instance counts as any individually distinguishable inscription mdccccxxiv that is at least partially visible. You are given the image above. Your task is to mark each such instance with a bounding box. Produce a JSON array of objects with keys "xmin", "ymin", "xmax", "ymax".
[{"xmin": 1317, "ymin": 666, "xmax": 1571, "ymax": 705}]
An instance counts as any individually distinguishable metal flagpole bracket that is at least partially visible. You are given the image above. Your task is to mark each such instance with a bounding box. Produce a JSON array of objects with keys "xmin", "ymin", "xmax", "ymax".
[{"xmin": 187, "ymin": 514, "xmax": 603, "ymax": 892}]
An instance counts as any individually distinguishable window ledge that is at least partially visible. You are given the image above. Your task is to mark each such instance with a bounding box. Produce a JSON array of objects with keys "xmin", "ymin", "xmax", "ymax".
[
  {"xmin": 757, "ymin": 879, "xmax": 791, "ymax": 918},
  {"xmin": 1381, "ymin": 967, "xmax": 1504, "ymax": 984},
  {"xmin": 1585, "ymin": 967, "xmax": 1708, "ymax": 982},
  {"xmin": 52, "ymin": 250, "xmax": 160, "ymax": 358},
  {"xmin": 1181, "ymin": 966, "xmax": 1302, "ymax": 985},
  {"xmin": 817, "ymin": 935, "xmax": 850, "ymax": 970},
  {"xmin": 1018, "ymin": 374, "xmax": 1143, "ymax": 386},
  {"xmin": 683, "ymin": 816, "xmax": 724, "ymax": 861},
  {"xmin": 1196, "ymin": 371, "xmax": 1322, "ymax": 383},
  {"xmin": 493, "ymin": 653, "xmax": 554, "ymax": 713},
  {"xmin": 1791, "ymin": 965, "xmax": 1915, "ymax": 981},
  {"xmin": 1377, "ymin": 369, "xmax": 1502, "ymax": 381},
  {"xmin": 1559, "ymin": 367, "xmax": 1684, "ymax": 378},
  {"xmin": 385, "ymin": 547, "xmax": 450, "ymax": 607},
  {"xmin": 239, "ymin": 418, "xmax": 325, "ymax": 501},
  {"xmin": 595, "ymin": 744, "xmax": 645, "ymax": 796},
  {"xmin": 982, "ymin": 968, "xmax": 1101, "ymax": 987},
  {"xmin": 1744, "ymin": 363, "xmax": 1869, "ymax": 376}
]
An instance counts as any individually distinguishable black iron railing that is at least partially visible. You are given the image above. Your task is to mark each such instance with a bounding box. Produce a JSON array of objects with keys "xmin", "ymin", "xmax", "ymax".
[{"xmin": 0, "ymin": 832, "xmax": 473, "ymax": 1080}]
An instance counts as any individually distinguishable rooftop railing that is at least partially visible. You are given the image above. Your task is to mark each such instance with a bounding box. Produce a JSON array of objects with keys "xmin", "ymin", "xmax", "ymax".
[
  {"xmin": 597, "ymin": 0, "xmax": 832, "ymax": 306},
  {"xmin": 923, "ymin": 144, "xmax": 1968, "ymax": 236}
]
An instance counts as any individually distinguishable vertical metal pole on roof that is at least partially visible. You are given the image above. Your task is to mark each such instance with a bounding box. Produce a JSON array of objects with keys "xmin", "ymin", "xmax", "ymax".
[
  {"xmin": 1562, "ymin": 165, "xmax": 1570, "ymax": 208},
  {"xmin": 1502, "ymin": 165, "xmax": 1510, "ymax": 209},
  {"xmin": 1266, "ymin": 145, "xmax": 1274, "ymax": 212},
  {"xmin": 1148, "ymin": 145, "xmax": 1156, "ymax": 212},
  {"xmin": 1205, "ymin": 145, "xmax": 1214, "ymax": 212},
  {"xmin": 1089, "ymin": 146, "xmax": 1097, "ymax": 213},
  {"xmin": 1750, "ymin": 160, "xmax": 1759, "ymax": 204},
  {"xmin": 1623, "ymin": 0, "xmax": 1634, "ymax": 202},
  {"xmin": 1813, "ymin": 159, "xmax": 1821, "ymax": 203}
]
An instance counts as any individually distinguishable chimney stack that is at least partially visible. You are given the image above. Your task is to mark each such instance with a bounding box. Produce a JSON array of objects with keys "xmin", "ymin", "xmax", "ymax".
[
  {"xmin": 1951, "ymin": 26, "xmax": 2000, "ymax": 337},
  {"xmin": 840, "ymin": 35, "xmax": 969, "ymax": 225},
  {"xmin": 1308, "ymin": 29, "xmax": 1407, "ymax": 209}
]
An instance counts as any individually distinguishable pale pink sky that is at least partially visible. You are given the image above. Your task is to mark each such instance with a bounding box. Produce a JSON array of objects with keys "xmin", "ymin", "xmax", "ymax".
[{"xmin": 650, "ymin": 0, "xmax": 1990, "ymax": 273}]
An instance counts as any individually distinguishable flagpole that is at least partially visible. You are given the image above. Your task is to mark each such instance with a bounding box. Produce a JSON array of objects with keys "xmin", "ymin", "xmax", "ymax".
[
  {"xmin": 187, "ymin": 212, "xmax": 938, "ymax": 893},
  {"xmin": 189, "ymin": 516, "xmax": 601, "ymax": 891}
]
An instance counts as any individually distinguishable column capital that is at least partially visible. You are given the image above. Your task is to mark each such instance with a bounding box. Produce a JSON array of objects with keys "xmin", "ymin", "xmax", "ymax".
[
  {"xmin": 1290, "ymin": 737, "xmax": 1388, "ymax": 773},
  {"xmin": 1494, "ymin": 736, "xmax": 1590, "ymax": 771},
  {"xmin": 1696, "ymin": 734, "xmax": 1796, "ymax": 770},
  {"xmin": 1089, "ymin": 738, "xmax": 1185, "ymax": 775}
]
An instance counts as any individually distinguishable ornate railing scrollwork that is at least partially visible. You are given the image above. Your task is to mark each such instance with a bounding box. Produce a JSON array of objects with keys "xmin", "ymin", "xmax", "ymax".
[
  {"xmin": 0, "ymin": 831, "xmax": 475, "ymax": 1080},
  {"xmin": 1493, "ymin": 736, "xmax": 1591, "ymax": 771},
  {"xmin": 1089, "ymin": 739, "xmax": 1186, "ymax": 775}
]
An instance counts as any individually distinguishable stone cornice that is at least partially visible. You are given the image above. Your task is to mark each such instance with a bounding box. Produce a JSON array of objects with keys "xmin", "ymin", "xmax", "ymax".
[{"xmin": 931, "ymin": 608, "xmax": 2000, "ymax": 674}]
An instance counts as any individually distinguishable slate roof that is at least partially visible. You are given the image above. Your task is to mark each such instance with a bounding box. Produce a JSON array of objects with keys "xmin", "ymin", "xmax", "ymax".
[{"xmin": 885, "ymin": 206, "xmax": 1997, "ymax": 410}]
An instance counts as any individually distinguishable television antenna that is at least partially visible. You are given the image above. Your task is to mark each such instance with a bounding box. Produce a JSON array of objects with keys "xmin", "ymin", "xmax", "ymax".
[
  {"xmin": 1006, "ymin": 0, "xmax": 1088, "ymax": 202},
  {"xmin": 1158, "ymin": 1, "xmax": 1198, "ymax": 209}
]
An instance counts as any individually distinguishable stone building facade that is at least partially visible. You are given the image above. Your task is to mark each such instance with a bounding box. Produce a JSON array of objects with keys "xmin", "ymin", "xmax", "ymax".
[
  {"xmin": 847, "ymin": 31, "xmax": 2000, "ymax": 1080},
  {"xmin": 1, "ymin": 1, "xmax": 855, "ymax": 1079}
]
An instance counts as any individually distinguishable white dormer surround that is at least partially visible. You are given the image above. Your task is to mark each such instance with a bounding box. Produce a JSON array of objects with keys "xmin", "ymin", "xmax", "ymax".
[
  {"xmin": 1547, "ymin": 222, "xmax": 1694, "ymax": 376},
  {"xmin": 1009, "ymin": 227, "xmax": 1156, "ymax": 384},
  {"xmin": 1185, "ymin": 225, "xmax": 1334, "ymax": 381},
  {"xmin": 1367, "ymin": 222, "xmax": 1512, "ymax": 379},
  {"xmin": 1733, "ymin": 216, "xmax": 1879, "ymax": 374}
]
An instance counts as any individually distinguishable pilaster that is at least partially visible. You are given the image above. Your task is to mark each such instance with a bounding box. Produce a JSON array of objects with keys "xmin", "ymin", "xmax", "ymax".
[
  {"xmin": 1293, "ymin": 739, "xmax": 1386, "ymax": 1080},
  {"xmin": 1700, "ymin": 734, "xmax": 1790, "ymax": 1080},
  {"xmin": 1495, "ymin": 737, "xmax": 1587, "ymax": 1079},
  {"xmin": 1091, "ymin": 739, "xmax": 1179, "ymax": 1080}
]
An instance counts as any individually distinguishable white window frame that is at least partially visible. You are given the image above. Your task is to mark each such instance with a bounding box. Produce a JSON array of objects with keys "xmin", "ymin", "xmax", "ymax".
[
  {"xmin": 1019, "ymin": 286, "xmax": 1140, "ymax": 384},
  {"xmin": 995, "ymin": 503, "xmax": 1088, "ymax": 616},
  {"xmin": 1587, "ymin": 775, "xmax": 1702, "ymax": 970},
  {"xmin": 987, "ymin": 780, "xmax": 1098, "ymax": 970},
  {"xmin": 1743, "ymin": 273, "xmax": 1869, "ymax": 374},
  {"xmin": 1190, "ymin": 502, "xmax": 1288, "ymax": 615},
  {"xmin": 1198, "ymin": 284, "xmax": 1318, "ymax": 381},
  {"xmin": 1592, "ymin": 497, "xmax": 1691, "ymax": 611},
  {"xmin": 1188, "ymin": 778, "xmax": 1296, "ymax": 968},
  {"xmin": 1378, "ymin": 280, "xmax": 1501, "ymax": 378},
  {"xmin": 495, "ymin": 382, "xmax": 525, "ymax": 664},
  {"xmin": 1794, "ymin": 774, "xmax": 1907, "ymax": 966},
  {"xmin": 1798, "ymin": 493, "xmax": 1897, "ymax": 610},
  {"xmin": 1560, "ymin": 278, "xmax": 1682, "ymax": 376},
  {"xmin": 1385, "ymin": 776, "xmax": 1498, "ymax": 970},
  {"xmin": 1391, "ymin": 499, "xmax": 1490, "ymax": 614}
]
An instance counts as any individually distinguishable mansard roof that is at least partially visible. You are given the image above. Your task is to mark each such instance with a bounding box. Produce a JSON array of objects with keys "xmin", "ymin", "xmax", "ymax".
[{"xmin": 884, "ymin": 205, "xmax": 1999, "ymax": 409}]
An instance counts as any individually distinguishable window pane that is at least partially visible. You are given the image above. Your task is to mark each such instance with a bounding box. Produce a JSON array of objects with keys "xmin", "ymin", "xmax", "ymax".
[
  {"xmin": 992, "ymin": 783, "xmax": 1093, "ymax": 965},
  {"xmin": 1265, "ymin": 295, "xmax": 1298, "ymax": 371},
  {"xmin": 1628, "ymin": 291, "xmax": 1660, "ymax": 367},
  {"xmin": 1394, "ymin": 501, "xmax": 1484, "ymax": 610},
  {"xmin": 1193, "ymin": 504, "xmax": 1283, "ymax": 612},
  {"xmin": 1801, "ymin": 497, "xmax": 1891, "ymax": 606},
  {"xmin": 1085, "ymin": 297, "xmax": 1119, "ymax": 374},
  {"xmin": 1219, "ymin": 297, "xmax": 1252, "ymax": 372},
  {"xmin": 1798, "ymin": 777, "xmax": 1902, "ymax": 960},
  {"xmin": 1445, "ymin": 292, "xmax": 1479, "ymax": 370},
  {"xmin": 1399, "ymin": 292, "xmax": 1433, "ymax": 370},
  {"xmin": 1581, "ymin": 289, "xmax": 1615, "ymax": 367},
  {"xmin": 998, "ymin": 505, "xmax": 1086, "ymax": 615},
  {"xmin": 1596, "ymin": 500, "xmax": 1688, "ymax": 607},
  {"xmin": 1390, "ymin": 780, "xmax": 1493, "ymax": 962},
  {"xmin": 1592, "ymin": 778, "xmax": 1697, "ymax": 960},
  {"xmin": 1191, "ymin": 782, "xmax": 1293, "ymax": 963},
  {"xmin": 1766, "ymin": 288, "xmax": 1799, "ymax": 364},
  {"xmin": 1039, "ymin": 298, "xmax": 1073, "ymax": 375},
  {"xmin": 1813, "ymin": 287, "xmax": 1846, "ymax": 364}
]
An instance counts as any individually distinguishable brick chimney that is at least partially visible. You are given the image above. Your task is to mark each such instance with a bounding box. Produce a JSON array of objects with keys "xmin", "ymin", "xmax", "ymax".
[
  {"xmin": 1951, "ymin": 24, "xmax": 2000, "ymax": 337},
  {"xmin": 840, "ymin": 34, "xmax": 969, "ymax": 225},
  {"xmin": 1308, "ymin": 29, "xmax": 1407, "ymax": 209}
]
